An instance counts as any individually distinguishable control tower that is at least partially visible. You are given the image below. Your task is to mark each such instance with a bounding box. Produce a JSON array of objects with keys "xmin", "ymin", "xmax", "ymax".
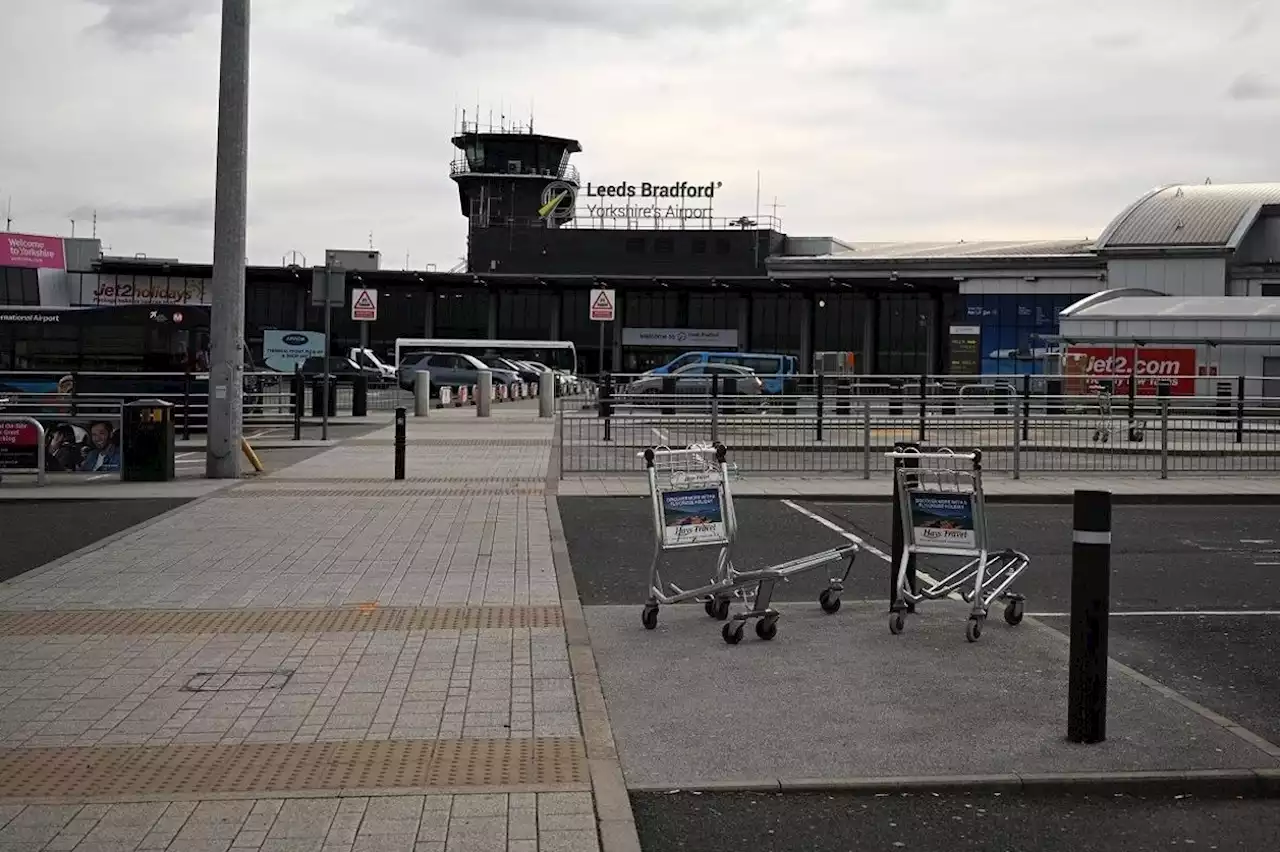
[{"xmin": 450, "ymin": 117, "xmax": 583, "ymax": 229}]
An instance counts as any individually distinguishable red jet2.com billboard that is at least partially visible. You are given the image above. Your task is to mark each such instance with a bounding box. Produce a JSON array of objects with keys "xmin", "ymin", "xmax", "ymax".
[{"xmin": 1064, "ymin": 347, "xmax": 1198, "ymax": 395}]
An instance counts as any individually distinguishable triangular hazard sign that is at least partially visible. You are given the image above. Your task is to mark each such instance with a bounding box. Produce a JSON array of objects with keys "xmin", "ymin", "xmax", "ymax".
[
  {"xmin": 592, "ymin": 291, "xmax": 613, "ymax": 310},
  {"xmin": 354, "ymin": 290, "xmax": 376, "ymax": 309}
]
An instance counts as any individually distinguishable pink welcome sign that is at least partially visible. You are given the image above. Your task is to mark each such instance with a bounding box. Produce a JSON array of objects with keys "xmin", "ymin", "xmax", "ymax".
[{"xmin": 1, "ymin": 232, "xmax": 66, "ymax": 269}]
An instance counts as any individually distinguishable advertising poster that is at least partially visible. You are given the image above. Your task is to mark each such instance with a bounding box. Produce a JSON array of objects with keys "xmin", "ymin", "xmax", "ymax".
[
  {"xmin": 660, "ymin": 486, "xmax": 727, "ymax": 547},
  {"xmin": 263, "ymin": 330, "xmax": 326, "ymax": 373},
  {"xmin": 908, "ymin": 491, "xmax": 977, "ymax": 550},
  {"xmin": 1, "ymin": 232, "xmax": 65, "ymax": 269},
  {"xmin": 0, "ymin": 417, "xmax": 120, "ymax": 475}
]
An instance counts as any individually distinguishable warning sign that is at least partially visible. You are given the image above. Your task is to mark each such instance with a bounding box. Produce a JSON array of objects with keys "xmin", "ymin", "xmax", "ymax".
[
  {"xmin": 351, "ymin": 287, "xmax": 378, "ymax": 321},
  {"xmin": 589, "ymin": 288, "xmax": 615, "ymax": 322}
]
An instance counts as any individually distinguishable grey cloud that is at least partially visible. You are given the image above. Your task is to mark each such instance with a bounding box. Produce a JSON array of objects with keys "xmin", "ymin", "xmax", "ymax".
[
  {"xmin": 86, "ymin": 0, "xmax": 216, "ymax": 46},
  {"xmin": 340, "ymin": 0, "xmax": 808, "ymax": 54},
  {"xmin": 71, "ymin": 200, "xmax": 213, "ymax": 229},
  {"xmin": 1228, "ymin": 72, "xmax": 1280, "ymax": 101}
]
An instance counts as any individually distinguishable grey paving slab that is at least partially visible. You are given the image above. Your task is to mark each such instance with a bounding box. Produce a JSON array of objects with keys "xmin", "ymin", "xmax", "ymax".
[
  {"xmin": 0, "ymin": 795, "xmax": 600, "ymax": 852},
  {"xmin": 0, "ymin": 495, "xmax": 558, "ymax": 611},
  {"xmin": 0, "ymin": 627, "xmax": 575, "ymax": 746},
  {"xmin": 584, "ymin": 601, "xmax": 1280, "ymax": 788}
]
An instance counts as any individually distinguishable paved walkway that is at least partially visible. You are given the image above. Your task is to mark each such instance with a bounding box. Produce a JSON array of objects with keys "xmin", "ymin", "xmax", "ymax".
[{"xmin": 0, "ymin": 406, "xmax": 636, "ymax": 852}]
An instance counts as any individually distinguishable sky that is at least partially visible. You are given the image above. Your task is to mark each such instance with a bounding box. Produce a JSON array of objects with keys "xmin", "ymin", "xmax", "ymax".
[{"xmin": 1, "ymin": 0, "xmax": 1277, "ymax": 269}]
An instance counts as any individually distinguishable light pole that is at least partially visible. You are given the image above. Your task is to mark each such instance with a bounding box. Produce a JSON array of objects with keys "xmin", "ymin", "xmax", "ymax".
[{"xmin": 206, "ymin": 0, "xmax": 250, "ymax": 479}]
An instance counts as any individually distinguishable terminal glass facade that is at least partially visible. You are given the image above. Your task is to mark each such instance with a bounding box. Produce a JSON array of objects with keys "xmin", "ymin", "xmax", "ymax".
[{"xmin": 965, "ymin": 293, "xmax": 1078, "ymax": 375}]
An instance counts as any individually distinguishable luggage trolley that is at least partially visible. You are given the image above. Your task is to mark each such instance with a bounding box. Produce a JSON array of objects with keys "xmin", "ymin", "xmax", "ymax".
[
  {"xmin": 886, "ymin": 448, "xmax": 1031, "ymax": 643},
  {"xmin": 1088, "ymin": 381, "xmax": 1145, "ymax": 444},
  {"xmin": 640, "ymin": 442, "xmax": 860, "ymax": 645}
]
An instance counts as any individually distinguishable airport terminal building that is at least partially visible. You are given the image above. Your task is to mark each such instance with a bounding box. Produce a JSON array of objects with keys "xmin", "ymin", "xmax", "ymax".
[{"xmin": 4, "ymin": 122, "xmax": 1280, "ymax": 380}]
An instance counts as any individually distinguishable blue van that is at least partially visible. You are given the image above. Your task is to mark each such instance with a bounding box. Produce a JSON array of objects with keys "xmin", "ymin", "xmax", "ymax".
[{"xmin": 649, "ymin": 351, "xmax": 799, "ymax": 394}]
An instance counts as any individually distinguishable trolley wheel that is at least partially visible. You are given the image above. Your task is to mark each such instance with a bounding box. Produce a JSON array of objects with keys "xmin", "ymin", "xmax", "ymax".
[
  {"xmin": 755, "ymin": 616, "xmax": 779, "ymax": 641},
  {"xmin": 965, "ymin": 618, "xmax": 983, "ymax": 643},
  {"xmin": 641, "ymin": 605, "xmax": 659, "ymax": 631},
  {"xmin": 889, "ymin": 612, "xmax": 906, "ymax": 635},
  {"xmin": 707, "ymin": 598, "xmax": 731, "ymax": 620},
  {"xmin": 1003, "ymin": 599, "xmax": 1025, "ymax": 626},
  {"xmin": 722, "ymin": 621, "xmax": 745, "ymax": 645},
  {"xmin": 819, "ymin": 589, "xmax": 841, "ymax": 614}
]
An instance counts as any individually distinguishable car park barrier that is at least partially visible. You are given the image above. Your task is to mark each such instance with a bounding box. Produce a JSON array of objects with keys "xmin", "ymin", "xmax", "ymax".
[
  {"xmin": 639, "ymin": 441, "xmax": 859, "ymax": 645},
  {"xmin": 887, "ymin": 446, "xmax": 1031, "ymax": 643}
]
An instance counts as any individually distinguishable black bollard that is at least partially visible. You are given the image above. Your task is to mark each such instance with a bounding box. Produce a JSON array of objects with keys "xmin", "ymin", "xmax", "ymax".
[
  {"xmin": 393, "ymin": 407, "xmax": 406, "ymax": 480},
  {"xmin": 815, "ymin": 375, "xmax": 825, "ymax": 442},
  {"xmin": 352, "ymin": 375, "xmax": 368, "ymax": 417},
  {"xmin": 889, "ymin": 441, "xmax": 921, "ymax": 610},
  {"xmin": 661, "ymin": 375, "xmax": 677, "ymax": 416},
  {"xmin": 600, "ymin": 374, "xmax": 614, "ymax": 443},
  {"xmin": 181, "ymin": 369, "xmax": 193, "ymax": 441},
  {"xmin": 292, "ymin": 367, "xmax": 304, "ymax": 442},
  {"xmin": 836, "ymin": 378, "xmax": 852, "ymax": 416},
  {"xmin": 1067, "ymin": 489, "xmax": 1112, "ymax": 744}
]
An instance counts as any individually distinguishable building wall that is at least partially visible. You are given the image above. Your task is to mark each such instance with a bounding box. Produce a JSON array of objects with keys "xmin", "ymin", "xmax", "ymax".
[
  {"xmin": 466, "ymin": 226, "xmax": 775, "ymax": 276},
  {"xmin": 1233, "ymin": 214, "xmax": 1280, "ymax": 265},
  {"xmin": 1105, "ymin": 257, "xmax": 1227, "ymax": 296}
]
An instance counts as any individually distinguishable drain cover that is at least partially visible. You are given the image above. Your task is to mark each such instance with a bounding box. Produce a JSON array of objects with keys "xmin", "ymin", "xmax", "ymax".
[{"xmin": 184, "ymin": 670, "xmax": 293, "ymax": 692}]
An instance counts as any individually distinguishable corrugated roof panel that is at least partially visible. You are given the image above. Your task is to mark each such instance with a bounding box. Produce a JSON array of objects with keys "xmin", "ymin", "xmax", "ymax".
[
  {"xmin": 1068, "ymin": 296, "xmax": 1280, "ymax": 319},
  {"xmin": 1096, "ymin": 183, "xmax": 1280, "ymax": 249}
]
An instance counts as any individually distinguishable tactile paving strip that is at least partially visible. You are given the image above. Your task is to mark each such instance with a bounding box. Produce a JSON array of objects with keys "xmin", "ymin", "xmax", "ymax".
[
  {"xmin": 0, "ymin": 605, "xmax": 564, "ymax": 637},
  {"xmin": 0, "ymin": 737, "xmax": 588, "ymax": 801},
  {"xmin": 223, "ymin": 487, "xmax": 545, "ymax": 497}
]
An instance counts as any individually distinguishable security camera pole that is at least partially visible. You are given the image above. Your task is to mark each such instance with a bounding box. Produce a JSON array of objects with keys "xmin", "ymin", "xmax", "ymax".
[{"xmin": 206, "ymin": 0, "xmax": 250, "ymax": 479}]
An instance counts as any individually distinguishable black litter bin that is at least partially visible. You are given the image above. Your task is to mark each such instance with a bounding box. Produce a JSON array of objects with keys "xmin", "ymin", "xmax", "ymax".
[
  {"xmin": 122, "ymin": 399, "xmax": 175, "ymax": 482},
  {"xmin": 311, "ymin": 377, "xmax": 338, "ymax": 417}
]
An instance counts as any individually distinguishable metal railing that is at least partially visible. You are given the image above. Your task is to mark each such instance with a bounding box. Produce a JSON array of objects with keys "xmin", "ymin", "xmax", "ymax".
[
  {"xmin": 0, "ymin": 370, "xmax": 380, "ymax": 440},
  {"xmin": 560, "ymin": 373, "xmax": 1280, "ymax": 478}
]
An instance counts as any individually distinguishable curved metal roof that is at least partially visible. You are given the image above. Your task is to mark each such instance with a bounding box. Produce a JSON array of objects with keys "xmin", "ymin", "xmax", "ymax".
[{"xmin": 1094, "ymin": 183, "xmax": 1280, "ymax": 251}]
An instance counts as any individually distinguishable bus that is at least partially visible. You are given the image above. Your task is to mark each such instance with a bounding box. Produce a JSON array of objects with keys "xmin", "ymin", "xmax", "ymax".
[
  {"xmin": 0, "ymin": 304, "xmax": 264, "ymax": 397},
  {"xmin": 393, "ymin": 338, "xmax": 579, "ymax": 375}
]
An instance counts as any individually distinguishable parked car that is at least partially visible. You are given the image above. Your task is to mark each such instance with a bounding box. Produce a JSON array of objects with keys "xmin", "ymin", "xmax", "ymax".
[
  {"xmin": 299, "ymin": 356, "xmax": 373, "ymax": 377},
  {"xmin": 624, "ymin": 363, "xmax": 764, "ymax": 405},
  {"xmin": 397, "ymin": 352, "xmax": 520, "ymax": 391},
  {"xmin": 647, "ymin": 351, "xmax": 798, "ymax": 394},
  {"xmin": 479, "ymin": 355, "xmax": 541, "ymax": 385}
]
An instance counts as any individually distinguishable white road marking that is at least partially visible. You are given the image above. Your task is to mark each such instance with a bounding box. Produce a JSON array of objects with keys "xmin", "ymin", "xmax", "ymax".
[
  {"xmin": 781, "ymin": 499, "xmax": 892, "ymax": 561},
  {"xmin": 1254, "ymin": 562, "xmax": 1280, "ymax": 567},
  {"xmin": 781, "ymin": 499, "xmax": 958, "ymax": 599},
  {"xmin": 1030, "ymin": 610, "xmax": 1280, "ymax": 618},
  {"xmin": 87, "ymin": 474, "xmax": 112, "ymax": 481},
  {"xmin": 1241, "ymin": 539, "xmax": 1274, "ymax": 545}
]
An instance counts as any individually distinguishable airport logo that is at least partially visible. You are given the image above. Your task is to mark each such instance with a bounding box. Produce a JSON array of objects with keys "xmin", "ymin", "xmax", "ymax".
[{"xmin": 539, "ymin": 181, "xmax": 577, "ymax": 223}]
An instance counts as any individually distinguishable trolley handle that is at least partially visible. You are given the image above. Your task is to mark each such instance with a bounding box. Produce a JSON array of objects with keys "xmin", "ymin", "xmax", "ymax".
[
  {"xmin": 637, "ymin": 441, "xmax": 729, "ymax": 461},
  {"xmin": 884, "ymin": 448, "xmax": 981, "ymax": 462}
]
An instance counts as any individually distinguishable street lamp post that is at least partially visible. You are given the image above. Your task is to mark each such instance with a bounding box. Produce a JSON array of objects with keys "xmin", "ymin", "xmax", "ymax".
[{"xmin": 206, "ymin": 0, "xmax": 250, "ymax": 479}]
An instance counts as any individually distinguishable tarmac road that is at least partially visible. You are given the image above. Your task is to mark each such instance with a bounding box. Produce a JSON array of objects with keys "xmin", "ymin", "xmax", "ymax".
[
  {"xmin": 558, "ymin": 496, "xmax": 1280, "ymax": 748},
  {"xmin": 632, "ymin": 790, "xmax": 1280, "ymax": 852},
  {"xmin": 0, "ymin": 498, "xmax": 191, "ymax": 583}
]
